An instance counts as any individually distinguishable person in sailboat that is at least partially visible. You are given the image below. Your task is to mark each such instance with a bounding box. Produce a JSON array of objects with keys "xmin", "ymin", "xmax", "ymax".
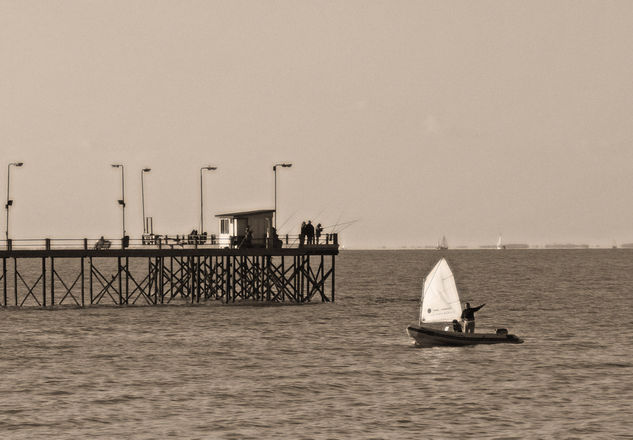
[
  {"xmin": 461, "ymin": 302, "xmax": 485, "ymax": 334},
  {"xmin": 452, "ymin": 320, "xmax": 463, "ymax": 332}
]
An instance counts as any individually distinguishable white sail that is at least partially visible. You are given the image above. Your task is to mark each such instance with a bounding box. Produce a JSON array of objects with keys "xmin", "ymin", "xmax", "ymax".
[
  {"xmin": 496, "ymin": 235, "xmax": 503, "ymax": 249},
  {"xmin": 419, "ymin": 258, "xmax": 462, "ymax": 323}
]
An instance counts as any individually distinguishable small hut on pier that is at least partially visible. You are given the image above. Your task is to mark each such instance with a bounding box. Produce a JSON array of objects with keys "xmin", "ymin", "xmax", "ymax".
[{"xmin": 216, "ymin": 209, "xmax": 274, "ymax": 248}]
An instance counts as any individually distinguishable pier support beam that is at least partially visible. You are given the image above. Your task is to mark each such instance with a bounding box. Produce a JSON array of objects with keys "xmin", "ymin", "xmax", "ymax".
[{"xmin": 0, "ymin": 247, "xmax": 337, "ymax": 308}]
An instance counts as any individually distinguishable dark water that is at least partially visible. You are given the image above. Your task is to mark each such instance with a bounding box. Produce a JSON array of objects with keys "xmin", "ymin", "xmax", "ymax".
[{"xmin": 1, "ymin": 250, "xmax": 632, "ymax": 439}]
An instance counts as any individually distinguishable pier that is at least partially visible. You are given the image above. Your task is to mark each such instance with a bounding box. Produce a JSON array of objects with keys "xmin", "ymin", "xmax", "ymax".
[{"xmin": 0, "ymin": 235, "xmax": 338, "ymax": 308}]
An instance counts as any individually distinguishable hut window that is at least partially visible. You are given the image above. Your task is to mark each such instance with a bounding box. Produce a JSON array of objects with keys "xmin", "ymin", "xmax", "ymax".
[{"xmin": 220, "ymin": 219, "xmax": 229, "ymax": 234}]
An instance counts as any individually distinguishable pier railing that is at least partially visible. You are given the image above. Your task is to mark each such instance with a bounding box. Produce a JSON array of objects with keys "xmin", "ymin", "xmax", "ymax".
[{"xmin": 0, "ymin": 233, "xmax": 338, "ymax": 251}]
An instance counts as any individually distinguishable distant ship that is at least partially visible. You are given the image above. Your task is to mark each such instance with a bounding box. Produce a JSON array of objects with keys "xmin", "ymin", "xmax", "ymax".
[
  {"xmin": 436, "ymin": 235, "xmax": 448, "ymax": 250},
  {"xmin": 480, "ymin": 243, "xmax": 529, "ymax": 249},
  {"xmin": 544, "ymin": 243, "xmax": 590, "ymax": 249}
]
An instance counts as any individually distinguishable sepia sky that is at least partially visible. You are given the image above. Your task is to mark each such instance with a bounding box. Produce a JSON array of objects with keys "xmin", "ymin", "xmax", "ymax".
[{"xmin": 2, "ymin": 0, "xmax": 633, "ymax": 248}]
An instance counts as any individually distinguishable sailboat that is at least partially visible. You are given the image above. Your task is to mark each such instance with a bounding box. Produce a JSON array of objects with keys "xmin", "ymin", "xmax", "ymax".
[
  {"xmin": 406, "ymin": 258, "xmax": 523, "ymax": 347},
  {"xmin": 496, "ymin": 235, "xmax": 506, "ymax": 250},
  {"xmin": 436, "ymin": 235, "xmax": 448, "ymax": 250}
]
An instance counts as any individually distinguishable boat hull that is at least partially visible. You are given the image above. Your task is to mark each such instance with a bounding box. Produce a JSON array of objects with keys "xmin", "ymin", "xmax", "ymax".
[{"xmin": 406, "ymin": 324, "xmax": 523, "ymax": 347}]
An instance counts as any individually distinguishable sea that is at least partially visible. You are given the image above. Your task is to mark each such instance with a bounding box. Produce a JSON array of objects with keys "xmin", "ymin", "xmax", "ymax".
[{"xmin": 1, "ymin": 249, "xmax": 632, "ymax": 439}]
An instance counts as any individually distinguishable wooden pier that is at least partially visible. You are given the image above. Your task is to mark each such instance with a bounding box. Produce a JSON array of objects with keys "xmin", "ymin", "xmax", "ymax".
[{"xmin": 0, "ymin": 242, "xmax": 338, "ymax": 308}]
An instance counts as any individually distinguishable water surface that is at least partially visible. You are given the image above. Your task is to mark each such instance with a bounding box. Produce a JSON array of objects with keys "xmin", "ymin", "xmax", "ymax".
[{"xmin": 1, "ymin": 250, "xmax": 631, "ymax": 439}]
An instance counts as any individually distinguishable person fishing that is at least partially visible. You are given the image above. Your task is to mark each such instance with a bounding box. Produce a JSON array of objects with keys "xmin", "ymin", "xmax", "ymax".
[
  {"xmin": 299, "ymin": 221, "xmax": 306, "ymax": 247},
  {"xmin": 315, "ymin": 223, "xmax": 323, "ymax": 244},
  {"xmin": 305, "ymin": 220, "xmax": 315, "ymax": 245},
  {"xmin": 239, "ymin": 225, "xmax": 253, "ymax": 249},
  {"xmin": 461, "ymin": 302, "xmax": 485, "ymax": 334}
]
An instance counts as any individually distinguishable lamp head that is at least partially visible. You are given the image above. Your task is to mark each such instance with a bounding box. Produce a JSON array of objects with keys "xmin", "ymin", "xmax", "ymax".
[
  {"xmin": 14, "ymin": 162, "xmax": 24, "ymax": 167},
  {"xmin": 204, "ymin": 166, "xmax": 217, "ymax": 171},
  {"xmin": 111, "ymin": 164, "xmax": 122, "ymax": 168},
  {"xmin": 143, "ymin": 168, "xmax": 151, "ymax": 172}
]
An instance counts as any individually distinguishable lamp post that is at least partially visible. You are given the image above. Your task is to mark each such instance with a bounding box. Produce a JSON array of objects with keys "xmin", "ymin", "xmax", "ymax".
[
  {"xmin": 5, "ymin": 162, "xmax": 24, "ymax": 241},
  {"xmin": 141, "ymin": 168, "xmax": 151, "ymax": 234},
  {"xmin": 200, "ymin": 165, "xmax": 217, "ymax": 234},
  {"xmin": 273, "ymin": 163, "xmax": 292, "ymax": 229},
  {"xmin": 111, "ymin": 164, "xmax": 126, "ymax": 239}
]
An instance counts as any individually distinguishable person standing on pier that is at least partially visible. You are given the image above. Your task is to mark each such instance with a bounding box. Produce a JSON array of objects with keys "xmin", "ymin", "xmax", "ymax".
[
  {"xmin": 240, "ymin": 225, "xmax": 253, "ymax": 248},
  {"xmin": 306, "ymin": 220, "xmax": 315, "ymax": 245},
  {"xmin": 315, "ymin": 223, "xmax": 323, "ymax": 244},
  {"xmin": 269, "ymin": 226, "xmax": 282, "ymax": 248},
  {"xmin": 299, "ymin": 221, "xmax": 306, "ymax": 247},
  {"xmin": 461, "ymin": 302, "xmax": 485, "ymax": 334}
]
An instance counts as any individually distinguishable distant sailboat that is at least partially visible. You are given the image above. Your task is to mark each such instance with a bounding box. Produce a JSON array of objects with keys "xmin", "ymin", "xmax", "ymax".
[
  {"xmin": 496, "ymin": 235, "xmax": 506, "ymax": 250},
  {"xmin": 436, "ymin": 235, "xmax": 448, "ymax": 250}
]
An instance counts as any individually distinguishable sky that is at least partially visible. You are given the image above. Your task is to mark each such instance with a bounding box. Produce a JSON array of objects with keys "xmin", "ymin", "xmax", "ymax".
[{"xmin": 2, "ymin": 0, "xmax": 633, "ymax": 248}]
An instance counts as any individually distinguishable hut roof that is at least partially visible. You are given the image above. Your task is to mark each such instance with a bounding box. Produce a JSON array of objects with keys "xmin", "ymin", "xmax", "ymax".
[{"xmin": 215, "ymin": 209, "xmax": 275, "ymax": 219}]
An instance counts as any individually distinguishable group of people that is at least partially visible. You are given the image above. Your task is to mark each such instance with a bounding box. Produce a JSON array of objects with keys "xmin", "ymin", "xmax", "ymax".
[
  {"xmin": 187, "ymin": 229, "xmax": 208, "ymax": 245},
  {"xmin": 451, "ymin": 302, "xmax": 486, "ymax": 334},
  {"xmin": 299, "ymin": 220, "xmax": 324, "ymax": 246}
]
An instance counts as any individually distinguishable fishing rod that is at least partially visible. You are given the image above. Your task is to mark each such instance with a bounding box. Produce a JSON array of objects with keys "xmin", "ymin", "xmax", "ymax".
[
  {"xmin": 333, "ymin": 219, "xmax": 359, "ymax": 233},
  {"xmin": 278, "ymin": 207, "xmax": 328, "ymax": 235},
  {"xmin": 294, "ymin": 219, "xmax": 358, "ymax": 236},
  {"xmin": 311, "ymin": 207, "xmax": 327, "ymax": 222},
  {"xmin": 330, "ymin": 210, "xmax": 345, "ymax": 233},
  {"xmin": 319, "ymin": 220, "xmax": 351, "ymax": 231},
  {"xmin": 277, "ymin": 210, "xmax": 299, "ymax": 233}
]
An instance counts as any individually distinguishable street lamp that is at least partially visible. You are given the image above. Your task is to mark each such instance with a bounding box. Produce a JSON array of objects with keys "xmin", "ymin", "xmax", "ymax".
[
  {"xmin": 5, "ymin": 162, "xmax": 24, "ymax": 241},
  {"xmin": 111, "ymin": 164, "xmax": 126, "ymax": 239},
  {"xmin": 200, "ymin": 165, "xmax": 217, "ymax": 234},
  {"xmin": 141, "ymin": 168, "xmax": 151, "ymax": 234},
  {"xmin": 273, "ymin": 163, "xmax": 292, "ymax": 229}
]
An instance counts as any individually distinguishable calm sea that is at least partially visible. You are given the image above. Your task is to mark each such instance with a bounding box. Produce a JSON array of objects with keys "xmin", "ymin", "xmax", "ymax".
[{"xmin": 1, "ymin": 250, "xmax": 632, "ymax": 439}]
